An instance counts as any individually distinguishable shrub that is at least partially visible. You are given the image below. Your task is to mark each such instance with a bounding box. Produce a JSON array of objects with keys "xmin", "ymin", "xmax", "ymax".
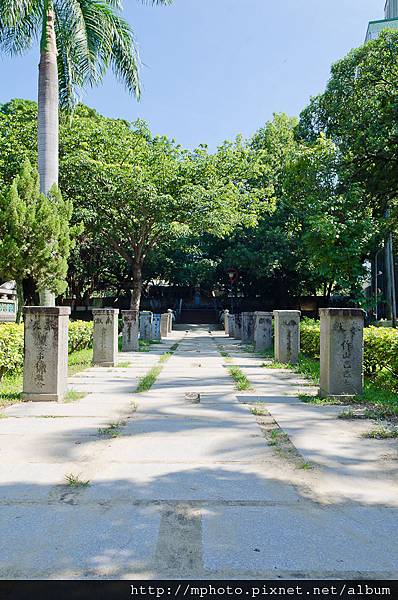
[
  {"xmin": 0, "ymin": 319, "xmax": 93, "ymax": 381},
  {"xmin": 300, "ymin": 318, "xmax": 321, "ymax": 359},
  {"xmin": 68, "ymin": 320, "xmax": 93, "ymax": 353},
  {"xmin": 0, "ymin": 323, "xmax": 24, "ymax": 380},
  {"xmin": 300, "ymin": 319, "xmax": 398, "ymax": 389}
]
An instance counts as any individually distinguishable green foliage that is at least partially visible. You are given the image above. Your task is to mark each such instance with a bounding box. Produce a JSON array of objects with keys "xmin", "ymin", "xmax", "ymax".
[
  {"xmin": 298, "ymin": 30, "xmax": 398, "ymax": 224},
  {"xmin": 0, "ymin": 320, "xmax": 93, "ymax": 381},
  {"xmin": 0, "ymin": 323, "xmax": 24, "ymax": 380},
  {"xmin": 68, "ymin": 321, "xmax": 93, "ymax": 353},
  {"xmin": 0, "ymin": 160, "xmax": 77, "ymax": 303},
  {"xmin": 300, "ymin": 318, "xmax": 321, "ymax": 359},
  {"xmin": 300, "ymin": 319, "xmax": 398, "ymax": 391}
]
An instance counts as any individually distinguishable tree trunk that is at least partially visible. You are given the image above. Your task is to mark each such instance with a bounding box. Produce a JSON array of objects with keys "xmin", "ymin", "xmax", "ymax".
[
  {"xmin": 38, "ymin": 5, "xmax": 58, "ymax": 307},
  {"xmin": 127, "ymin": 259, "xmax": 143, "ymax": 351}
]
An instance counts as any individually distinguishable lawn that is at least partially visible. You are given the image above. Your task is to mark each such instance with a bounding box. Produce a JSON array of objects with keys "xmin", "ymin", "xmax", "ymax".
[
  {"xmin": 264, "ymin": 352, "xmax": 398, "ymax": 417},
  {"xmin": 0, "ymin": 347, "xmax": 93, "ymax": 409}
]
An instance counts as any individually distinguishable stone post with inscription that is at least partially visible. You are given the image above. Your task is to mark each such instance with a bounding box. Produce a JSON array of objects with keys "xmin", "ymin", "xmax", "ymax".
[
  {"xmin": 273, "ymin": 310, "xmax": 300, "ymax": 364},
  {"xmin": 121, "ymin": 310, "xmax": 139, "ymax": 352},
  {"xmin": 241, "ymin": 312, "xmax": 255, "ymax": 344},
  {"xmin": 224, "ymin": 310, "xmax": 230, "ymax": 334},
  {"xmin": 139, "ymin": 311, "xmax": 153, "ymax": 341},
  {"xmin": 234, "ymin": 313, "xmax": 242, "ymax": 339},
  {"xmin": 151, "ymin": 314, "xmax": 161, "ymax": 341},
  {"xmin": 167, "ymin": 309, "xmax": 174, "ymax": 332},
  {"xmin": 92, "ymin": 308, "xmax": 119, "ymax": 367},
  {"xmin": 22, "ymin": 306, "xmax": 70, "ymax": 402},
  {"xmin": 161, "ymin": 313, "xmax": 169, "ymax": 338},
  {"xmin": 319, "ymin": 308, "xmax": 364, "ymax": 399},
  {"xmin": 254, "ymin": 311, "xmax": 273, "ymax": 352},
  {"xmin": 228, "ymin": 314, "xmax": 236, "ymax": 338}
]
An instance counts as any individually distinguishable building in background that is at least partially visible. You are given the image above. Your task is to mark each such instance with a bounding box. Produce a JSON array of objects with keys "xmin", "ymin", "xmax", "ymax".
[{"xmin": 366, "ymin": 0, "xmax": 398, "ymax": 41}]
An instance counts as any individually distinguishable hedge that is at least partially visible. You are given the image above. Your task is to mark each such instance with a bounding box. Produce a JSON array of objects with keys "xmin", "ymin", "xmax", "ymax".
[
  {"xmin": 300, "ymin": 317, "xmax": 398, "ymax": 378},
  {"xmin": 0, "ymin": 320, "xmax": 93, "ymax": 381}
]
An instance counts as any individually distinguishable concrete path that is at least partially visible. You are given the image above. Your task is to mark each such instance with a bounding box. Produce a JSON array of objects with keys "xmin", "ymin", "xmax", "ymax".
[{"xmin": 0, "ymin": 329, "xmax": 397, "ymax": 579}]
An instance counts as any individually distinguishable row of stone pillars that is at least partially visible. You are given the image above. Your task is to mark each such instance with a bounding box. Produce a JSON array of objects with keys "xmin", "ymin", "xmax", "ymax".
[
  {"xmin": 224, "ymin": 308, "xmax": 365, "ymax": 400},
  {"xmin": 22, "ymin": 307, "xmax": 174, "ymax": 403}
]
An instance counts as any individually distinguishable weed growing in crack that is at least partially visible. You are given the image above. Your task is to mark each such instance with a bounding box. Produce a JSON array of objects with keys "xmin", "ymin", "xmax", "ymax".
[{"xmin": 65, "ymin": 473, "xmax": 90, "ymax": 488}]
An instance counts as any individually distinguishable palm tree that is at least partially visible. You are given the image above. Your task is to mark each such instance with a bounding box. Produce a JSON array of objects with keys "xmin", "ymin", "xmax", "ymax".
[{"xmin": 0, "ymin": 0, "xmax": 171, "ymax": 304}]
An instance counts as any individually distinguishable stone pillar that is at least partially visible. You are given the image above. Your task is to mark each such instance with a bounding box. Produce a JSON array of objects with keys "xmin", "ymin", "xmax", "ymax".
[
  {"xmin": 241, "ymin": 312, "xmax": 255, "ymax": 344},
  {"xmin": 139, "ymin": 311, "xmax": 153, "ymax": 341},
  {"xmin": 228, "ymin": 314, "xmax": 236, "ymax": 338},
  {"xmin": 224, "ymin": 310, "xmax": 230, "ymax": 334},
  {"xmin": 273, "ymin": 310, "xmax": 301, "ymax": 364},
  {"xmin": 319, "ymin": 308, "xmax": 365, "ymax": 399},
  {"xmin": 151, "ymin": 314, "xmax": 161, "ymax": 341},
  {"xmin": 234, "ymin": 314, "xmax": 242, "ymax": 339},
  {"xmin": 92, "ymin": 308, "xmax": 119, "ymax": 367},
  {"xmin": 254, "ymin": 311, "xmax": 273, "ymax": 352},
  {"xmin": 121, "ymin": 310, "xmax": 139, "ymax": 352},
  {"xmin": 161, "ymin": 313, "xmax": 169, "ymax": 338},
  {"xmin": 167, "ymin": 309, "xmax": 173, "ymax": 332},
  {"xmin": 22, "ymin": 307, "xmax": 70, "ymax": 402}
]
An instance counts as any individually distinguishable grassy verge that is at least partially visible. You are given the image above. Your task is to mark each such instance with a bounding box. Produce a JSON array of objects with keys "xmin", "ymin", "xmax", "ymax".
[
  {"xmin": 136, "ymin": 344, "xmax": 179, "ymax": 393},
  {"xmin": 263, "ymin": 351, "xmax": 398, "ymax": 420},
  {"xmin": 228, "ymin": 365, "xmax": 253, "ymax": 391},
  {"xmin": 0, "ymin": 347, "xmax": 93, "ymax": 409}
]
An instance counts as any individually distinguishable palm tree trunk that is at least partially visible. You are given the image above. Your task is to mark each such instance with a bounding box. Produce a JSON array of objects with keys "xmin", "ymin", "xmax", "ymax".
[{"xmin": 38, "ymin": 5, "xmax": 58, "ymax": 307}]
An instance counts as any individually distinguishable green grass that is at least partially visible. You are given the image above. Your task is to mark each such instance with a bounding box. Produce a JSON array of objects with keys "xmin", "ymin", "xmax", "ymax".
[
  {"xmin": 68, "ymin": 347, "xmax": 93, "ymax": 376},
  {"xmin": 65, "ymin": 473, "xmax": 90, "ymax": 488},
  {"xmin": 135, "ymin": 344, "xmax": 178, "ymax": 393},
  {"xmin": 228, "ymin": 366, "xmax": 253, "ymax": 391},
  {"xmin": 136, "ymin": 365, "xmax": 163, "ymax": 393},
  {"xmin": 98, "ymin": 421, "xmax": 124, "ymax": 438},
  {"xmin": 139, "ymin": 339, "xmax": 161, "ymax": 353},
  {"xmin": 0, "ymin": 347, "xmax": 93, "ymax": 408},
  {"xmin": 117, "ymin": 361, "xmax": 131, "ymax": 368},
  {"xmin": 274, "ymin": 353, "xmax": 398, "ymax": 416},
  {"xmin": 362, "ymin": 425, "xmax": 398, "ymax": 440},
  {"xmin": 65, "ymin": 389, "xmax": 87, "ymax": 403},
  {"xmin": 159, "ymin": 352, "xmax": 173, "ymax": 364},
  {"xmin": 251, "ymin": 406, "xmax": 267, "ymax": 416},
  {"xmin": 0, "ymin": 372, "xmax": 23, "ymax": 408}
]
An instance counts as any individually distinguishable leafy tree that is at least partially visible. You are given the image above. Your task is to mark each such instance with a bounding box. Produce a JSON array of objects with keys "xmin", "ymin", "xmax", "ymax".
[
  {"xmin": 282, "ymin": 135, "xmax": 376, "ymax": 300},
  {"xmin": 0, "ymin": 160, "xmax": 77, "ymax": 319},
  {"xmin": 0, "ymin": 0, "xmax": 171, "ymax": 304},
  {"xmin": 298, "ymin": 30, "xmax": 398, "ymax": 221},
  {"xmin": 61, "ymin": 124, "xmax": 261, "ymax": 347}
]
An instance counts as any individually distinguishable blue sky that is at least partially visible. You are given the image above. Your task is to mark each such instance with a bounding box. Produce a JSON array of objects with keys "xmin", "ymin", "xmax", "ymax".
[{"xmin": 0, "ymin": 0, "xmax": 381, "ymax": 149}]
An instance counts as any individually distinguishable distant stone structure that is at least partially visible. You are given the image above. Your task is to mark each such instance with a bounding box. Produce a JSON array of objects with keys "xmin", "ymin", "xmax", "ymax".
[
  {"xmin": 92, "ymin": 308, "xmax": 119, "ymax": 367},
  {"xmin": 254, "ymin": 311, "xmax": 273, "ymax": 352},
  {"xmin": 273, "ymin": 310, "xmax": 301, "ymax": 364},
  {"xmin": 0, "ymin": 281, "xmax": 17, "ymax": 323}
]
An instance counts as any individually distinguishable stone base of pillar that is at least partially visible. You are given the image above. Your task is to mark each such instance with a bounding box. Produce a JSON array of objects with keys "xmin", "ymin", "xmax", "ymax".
[
  {"xmin": 241, "ymin": 312, "xmax": 255, "ymax": 344},
  {"xmin": 121, "ymin": 310, "xmax": 139, "ymax": 352},
  {"xmin": 139, "ymin": 311, "xmax": 153, "ymax": 341},
  {"xmin": 161, "ymin": 313, "xmax": 169, "ymax": 338},
  {"xmin": 234, "ymin": 314, "xmax": 242, "ymax": 339},
  {"xmin": 224, "ymin": 310, "xmax": 230, "ymax": 335},
  {"xmin": 22, "ymin": 306, "xmax": 71, "ymax": 403},
  {"xmin": 254, "ymin": 311, "xmax": 273, "ymax": 352},
  {"xmin": 319, "ymin": 308, "xmax": 364, "ymax": 399},
  {"xmin": 92, "ymin": 308, "xmax": 119, "ymax": 367},
  {"xmin": 228, "ymin": 314, "xmax": 236, "ymax": 338},
  {"xmin": 167, "ymin": 310, "xmax": 173, "ymax": 332},
  {"xmin": 273, "ymin": 310, "xmax": 301, "ymax": 364}
]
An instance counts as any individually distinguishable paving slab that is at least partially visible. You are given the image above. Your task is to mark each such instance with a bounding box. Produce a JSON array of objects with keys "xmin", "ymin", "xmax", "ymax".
[
  {"xmin": 202, "ymin": 505, "xmax": 398, "ymax": 576},
  {"xmin": 1, "ymin": 328, "xmax": 397, "ymax": 579}
]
